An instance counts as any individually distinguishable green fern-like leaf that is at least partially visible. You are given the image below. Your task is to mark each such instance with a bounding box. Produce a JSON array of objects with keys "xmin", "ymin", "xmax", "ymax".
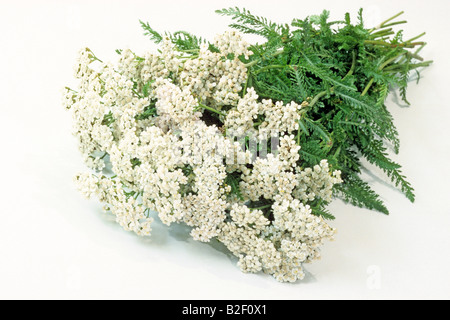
[
  {"xmin": 215, "ymin": 7, "xmax": 288, "ymax": 39},
  {"xmin": 140, "ymin": 20, "xmax": 163, "ymax": 43},
  {"xmin": 335, "ymin": 172, "xmax": 389, "ymax": 214},
  {"xmin": 357, "ymin": 134, "xmax": 415, "ymax": 202}
]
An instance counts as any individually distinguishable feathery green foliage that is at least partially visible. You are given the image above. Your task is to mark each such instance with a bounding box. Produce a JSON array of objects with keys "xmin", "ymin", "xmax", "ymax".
[
  {"xmin": 140, "ymin": 20, "xmax": 211, "ymax": 51},
  {"xmin": 215, "ymin": 7, "xmax": 431, "ymax": 214},
  {"xmin": 140, "ymin": 8, "xmax": 431, "ymax": 215}
]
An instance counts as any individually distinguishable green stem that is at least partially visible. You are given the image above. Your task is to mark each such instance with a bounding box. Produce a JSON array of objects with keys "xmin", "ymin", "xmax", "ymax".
[
  {"xmin": 362, "ymin": 40, "xmax": 427, "ymax": 96},
  {"xmin": 405, "ymin": 32, "xmax": 426, "ymax": 43},
  {"xmin": 248, "ymin": 203, "xmax": 273, "ymax": 211},
  {"xmin": 405, "ymin": 51, "xmax": 424, "ymax": 61},
  {"xmin": 384, "ymin": 60, "xmax": 433, "ymax": 72},
  {"xmin": 309, "ymin": 90, "xmax": 329, "ymax": 108},
  {"xmin": 180, "ymin": 54, "xmax": 199, "ymax": 61},
  {"xmin": 132, "ymin": 88, "xmax": 142, "ymax": 98},
  {"xmin": 244, "ymin": 49, "xmax": 284, "ymax": 68},
  {"xmin": 65, "ymin": 87, "xmax": 78, "ymax": 94},
  {"xmin": 363, "ymin": 53, "xmax": 403, "ymax": 94},
  {"xmin": 361, "ymin": 78, "xmax": 374, "ymax": 96},
  {"xmin": 370, "ymin": 27, "xmax": 392, "ymax": 36},
  {"xmin": 380, "ymin": 20, "xmax": 407, "ymax": 28},
  {"xmin": 254, "ymin": 64, "xmax": 286, "ymax": 74},
  {"xmin": 369, "ymin": 11, "xmax": 404, "ymax": 32},
  {"xmin": 196, "ymin": 102, "xmax": 226, "ymax": 117},
  {"xmin": 371, "ymin": 30, "xmax": 395, "ymax": 39},
  {"xmin": 379, "ymin": 52, "xmax": 406, "ymax": 70},
  {"xmin": 413, "ymin": 43, "xmax": 427, "ymax": 56},
  {"xmin": 364, "ymin": 40, "xmax": 425, "ymax": 48},
  {"xmin": 343, "ymin": 50, "xmax": 356, "ymax": 80},
  {"xmin": 178, "ymin": 49, "xmax": 200, "ymax": 53},
  {"xmin": 92, "ymin": 56, "xmax": 103, "ymax": 63},
  {"xmin": 333, "ymin": 145, "xmax": 341, "ymax": 158},
  {"xmin": 86, "ymin": 48, "xmax": 103, "ymax": 63},
  {"xmin": 242, "ymin": 74, "xmax": 250, "ymax": 97},
  {"xmin": 397, "ymin": 43, "xmax": 427, "ymax": 65}
]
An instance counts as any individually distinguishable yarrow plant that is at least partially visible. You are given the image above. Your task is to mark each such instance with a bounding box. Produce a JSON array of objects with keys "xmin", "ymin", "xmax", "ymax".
[{"xmin": 64, "ymin": 8, "xmax": 431, "ymax": 282}]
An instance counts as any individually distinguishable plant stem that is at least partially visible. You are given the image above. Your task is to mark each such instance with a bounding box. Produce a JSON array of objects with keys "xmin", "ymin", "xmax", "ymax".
[
  {"xmin": 405, "ymin": 51, "xmax": 424, "ymax": 61},
  {"xmin": 86, "ymin": 48, "xmax": 103, "ymax": 63},
  {"xmin": 65, "ymin": 87, "xmax": 78, "ymax": 94},
  {"xmin": 361, "ymin": 50, "xmax": 409, "ymax": 96},
  {"xmin": 179, "ymin": 49, "xmax": 200, "ymax": 53},
  {"xmin": 180, "ymin": 54, "xmax": 199, "ymax": 61},
  {"xmin": 383, "ymin": 60, "xmax": 433, "ymax": 71},
  {"xmin": 309, "ymin": 90, "xmax": 329, "ymax": 108},
  {"xmin": 343, "ymin": 50, "xmax": 356, "ymax": 80},
  {"xmin": 196, "ymin": 102, "xmax": 226, "ymax": 117},
  {"xmin": 396, "ymin": 43, "xmax": 427, "ymax": 65},
  {"xmin": 249, "ymin": 203, "xmax": 273, "ymax": 210},
  {"xmin": 369, "ymin": 11, "xmax": 404, "ymax": 32},
  {"xmin": 370, "ymin": 27, "xmax": 392, "ymax": 36},
  {"xmin": 242, "ymin": 75, "xmax": 249, "ymax": 97},
  {"xmin": 379, "ymin": 52, "xmax": 405, "ymax": 70},
  {"xmin": 405, "ymin": 32, "xmax": 426, "ymax": 43},
  {"xmin": 413, "ymin": 43, "xmax": 427, "ymax": 56},
  {"xmin": 254, "ymin": 64, "xmax": 286, "ymax": 74},
  {"xmin": 381, "ymin": 20, "xmax": 407, "ymax": 28},
  {"xmin": 132, "ymin": 88, "xmax": 142, "ymax": 98},
  {"xmin": 364, "ymin": 40, "xmax": 425, "ymax": 48},
  {"xmin": 371, "ymin": 30, "xmax": 395, "ymax": 39},
  {"xmin": 244, "ymin": 49, "xmax": 284, "ymax": 68},
  {"xmin": 361, "ymin": 78, "xmax": 374, "ymax": 96}
]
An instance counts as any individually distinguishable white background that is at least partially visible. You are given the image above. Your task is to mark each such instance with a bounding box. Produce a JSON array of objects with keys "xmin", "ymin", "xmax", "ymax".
[{"xmin": 1, "ymin": 0, "xmax": 449, "ymax": 300}]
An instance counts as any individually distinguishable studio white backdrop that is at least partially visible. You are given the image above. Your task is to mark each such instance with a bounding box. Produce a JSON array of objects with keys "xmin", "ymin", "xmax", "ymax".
[{"xmin": 0, "ymin": 0, "xmax": 449, "ymax": 299}]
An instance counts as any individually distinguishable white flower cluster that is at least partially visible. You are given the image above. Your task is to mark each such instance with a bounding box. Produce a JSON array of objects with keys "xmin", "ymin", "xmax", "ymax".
[
  {"xmin": 74, "ymin": 173, "xmax": 153, "ymax": 236},
  {"xmin": 293, "ymin": 159, "xmax": 343, "ymax": 203},
  {"xmin": 225, "ymin": 88, "xmax": 304, "ymax": 140},
  {"xmin": 65, "ymin": 31, "xmax": 342, "ymax": 282},
  {"xmin": 180, "ymin": 43, "xmax": 248, "ymax": 107}
]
